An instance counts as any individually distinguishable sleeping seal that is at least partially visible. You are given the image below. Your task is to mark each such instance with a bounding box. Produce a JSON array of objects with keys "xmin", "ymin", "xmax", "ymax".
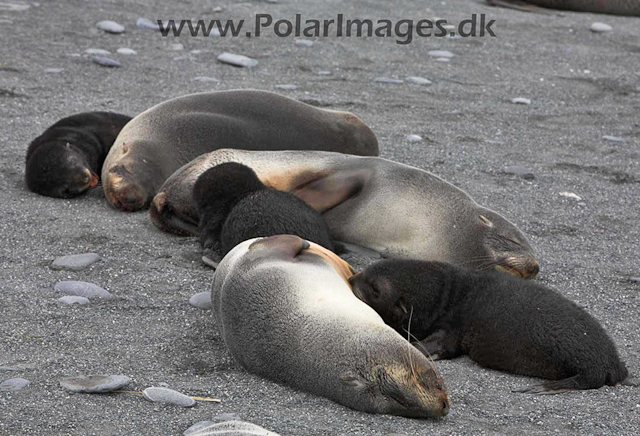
[
  {"xmin": 101, "ymin": 90, "xmax": 378, "ymax": 211},
  {"xmin": 193, "ymin": 162, "xmax": 334, "ymax": 256},
  {"xmin": 486, "ymin": 0, "xmax": 640, "ymax": 16},
  {"xmin": 212, "ymin": 235, "xmax": 450, "ymax": 417},
  {"xmin": 151, "ymin": 149, "xmax": 540, "ymax": 278},
  {"xmin": 349, "ymin": 260, "xmax": 631, "ymax": 393},
  {"xmin": 25, "ymin": 112, "xmax": 132, "ymax": 198}
]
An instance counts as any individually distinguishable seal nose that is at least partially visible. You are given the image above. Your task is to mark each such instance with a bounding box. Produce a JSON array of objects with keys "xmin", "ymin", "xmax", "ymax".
[
  {"xmin": 529, "ymin": 262, "xmax": 540, "ymax": 278},
  {"xmin": 439, "ymin": 393, "xmax": 450, "ymax": 416}
]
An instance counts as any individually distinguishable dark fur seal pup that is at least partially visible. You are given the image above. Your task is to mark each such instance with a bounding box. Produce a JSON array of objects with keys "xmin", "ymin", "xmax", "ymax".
[
  {"xmin": 25, "ymin": 112, "xmax": 131, "ymax": 198},
  {"xmin": 349, "ymin": 260, "xmax": 631, "ymax": 393},
  {"xmin": 101, "ymin": 90, "xmax": 378, "ymax": 211},
  {"xmin": 151, "ymin": 149, "xmax": 540, "ymax": 278},
  {"xmin": 193, "ymin": 162, "xmax": 334, "ymax": 256},
  {"xmin": 486, "ymin": 0, "xmax": 640, "ymax": 16},
  {"xmin": 212, "ymin": 235, "xmax": 450, "ymax": 417}
]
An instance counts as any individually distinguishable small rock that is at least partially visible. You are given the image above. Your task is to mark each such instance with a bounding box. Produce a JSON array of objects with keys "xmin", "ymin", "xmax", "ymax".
[
  {"xmin": 590, "ymin": 22, "xmax": 612, "ymax": 33},
  {"xmin": 57, "ymin": 296, "xmax": 90, "ymax": 305},
  {"xmin": 428, "ymin": 50, "xmax": 454, "ymax": 58},
  {"xmin": 189, "ymin": 292, "xmax": 212, "ymax": 309},
  {"xmin": 212, "ymin": 6, "xmax": 224, "ymax": 12},
  {"xmin": 60, "ymin": 375, "xmax": 130, "ymax": 393},
  {"xmin": 54, "ymin": 281, "xmax": 113, "ymax": 299},
  {"xmin": 192, "ymin": 77, "xmax": 220, "ymax": 83},
  {"xmin": 511, "ymin": 97, "xmax": 531, "ymax": 105},
  {"xmin": 294, "ymin": 39, "xmax": 313, "ymax": 47},
  {"xmin": 602, "ymin": 135, "xmax": 624, "ymax": 142},
  {"xmin": 142, "ymin": 387, "xmax": 196, "ymax": 407},
  {"xmin": 0, "ymin": 19, "xmax": 14, "ymax": 24},
  {"xmin": 275, "ymin": 84, "xmax": 297, "ymax": 90},
  {"xmin": 97, "ymin": 20, "xmax": 125, "ymax": 34},
  {"xmin": 435, "ymin": 57, "xmax": 450, "ymax": 63},
  {"xmin": 216, "ymin": 52, "xmax": 258, "ymax": 68},
  {"xmin": 559, "ymin": 192, "xmax": 582, "ymax": 201},
  {"xmin": 117, "ymin": 48, "xmax": 137, "ymax": 55},
  {"xmin": 317, "ymin": 70, "xmax": 332, "ymax": 76},
  {"xmin": 190, "ymin": 50, "xmax": 202, "ymax": 54},
  {"xmin": 405, "ymin": 134, "xmax": 422, "ymax": 143},
  {"xmin": 169, "ymin": 43, "xmax": 184, "ymax": 51},
  {"xmin": 504, "ymin": 165, "xmax": 535, "ymax": 180},
  {"xmin": 44, "ymin": 68, "xmax": 63, "ymax": 74},
  {"xmin": 136, "ymin": 17, "xmax": 160, "ymax": 30},
  {"xmin": 374, "ymin": 77, "xmax": 403, "ymax": 84},
  {"xmin": 186, "ymin": 421, "xmax": 280, "ymax": 436},
  {"xmin": 51, "ymin": 253, "xmax": 101, "ymax": 271},
  {"xmin": 405, "ymin": 76, "xmax": 432, "ymax": 85},
  {"xmin": 91, "ymin": 57, "xmax": 121, "ymax": 68},
  {"xmin": 0, "ymin": 378, "xmax": 30, "ymax": 391},
  {"xmin": 85, "ymin": 48, "xmax": 111, "ymax": 56}
]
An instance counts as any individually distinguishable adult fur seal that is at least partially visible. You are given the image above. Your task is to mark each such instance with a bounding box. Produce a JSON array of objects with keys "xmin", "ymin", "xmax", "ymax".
[
  {"xmin": 193, "ymin": 162, "xmax": 334, "ymax": 256},
  {"xmin": 212, "ymin": 235, "xmax": 450, "ymax": 417},
  {"xmin": 349, "ymin": 260, "xmax": 631, "ymax": 393},
  {"xmin": 486, "ymin": 0, "xmax": 640, "ymax": 16},
  {"xmin": 25, "ymin": 112, "xmax": 132, "ymax": 198},
  {"xmin": 101, "ymin": 90, "xmax": 378, "ymax": 211},
  {"xmin": 151, "ymin": 149, "xmax": 540, "ymax": 278}
]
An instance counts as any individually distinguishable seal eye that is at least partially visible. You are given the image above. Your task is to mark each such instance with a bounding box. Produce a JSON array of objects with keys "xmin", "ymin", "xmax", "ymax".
[{"xmin": 479, "ymin": 215, "xmax": 493, "ymax": 227}]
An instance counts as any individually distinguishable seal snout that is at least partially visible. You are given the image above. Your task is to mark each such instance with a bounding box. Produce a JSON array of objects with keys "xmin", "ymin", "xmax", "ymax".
[{"xmin": 103, "ymin": 166, "xmax": 149, "ymax": 211}]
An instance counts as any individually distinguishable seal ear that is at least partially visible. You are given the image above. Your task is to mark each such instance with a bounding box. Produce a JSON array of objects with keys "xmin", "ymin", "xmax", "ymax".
[{"xmin": 292, "ymin": 169, "xmax": 369, "ymax": 213}]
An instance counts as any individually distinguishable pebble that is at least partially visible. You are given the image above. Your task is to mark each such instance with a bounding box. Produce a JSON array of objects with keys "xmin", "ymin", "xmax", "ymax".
[
  {"xmin": 275, "ymin": 84, "xmax": 297, "ymax": 90},
  {"xmin": 54, "ymin": 281, "xmax": 113, "ymax": 299},
  {"xmin": 143, "ymin": 387, "xmax": 196, "ymax": 407},
  {"xmin": 559, "ymin": 192, "xmax": 582, "ymax": 201},
  {"xmin": 85, "ymin": 48, "xmax": 111, "ymax": 56},
  {"xmin": 117, "ymin": 48, "xmax": 137, "ymax": 55},
  {"xmin": 602, "ymin": 135, "xmax": 624, "ymax": 142},
  {"xmin": 405, "ymin": 76, "xmax": 432, "ymax": 86},
  {"xmin": 169, "ymin": 43, "xmax": 184, "ymax": 51},
  {"xmin": 0, "ymin": 378, "xmax": 30, "ymax": 391},
  {"xmin": 0, "ymin": 19, "xmax": 13, "ymax": 24},
  {"xmin": 91, "ymin": 57, "xmax": 121, "ymax": 68},
  {"xmin": 504, "ymin": 165, "xmax": 535, "ymax": 180},
  {"xmin": 97, "ymin": 20, "xmax": 125, "ymax": 34},
  {"xmin": 374, "ymin": 77, "xmax": 403, "ymax": 84},
  {"xmin": 44, "ymin": 68, "xmax": 63, "ymax": 74},
  {"xmin": 427, "ymin": 50, "xmax": 454, "ymax": 58},
  {"xmin": 57, "ymin": 296, "xmax": 90, "ymax": 305},
  {"xmin": 511, "ymin": 97, "xmax": 531, "ymax": 105},
  {"xmin": 192, "ymin": 77, "xmax": 220, "ymax": 83},
  {"xmin": 189, "ymin": 292, "xmax": 212, "ymax": 309},
  {"xmin": 590, "ymin": 22, "xmax": 612, "ymax": 33},
  {"xmin": 50, "ymin": 253, "xmax": 101, "ymax": 271},
  {"xmin": 60, "ymin": 375, "xmax": 131, "ymax": 393},
  {"xmin": 294, "ymin": 39, "xmax": 313, "ymax": 47},
  {"xmin": 137, "ymin": 17, "xmax": 160, "ymax": 30},
  {"xmin": 0, "ymin": 3, "xmax": 29, "ymax": 11},
  {"xmin": 405, "ymin": 134, "xmax": 422, "ymax": 143},
  {"xmin": 317, "ymin": 70, "xmax": 332, "ymax": 76},
  {"xmin": 217, "ymin": 52, "xmax": 258, "ymax": 68},
  {"xmin": 186, "ymin": 421, "xmax": 280, "ymax": 436}
]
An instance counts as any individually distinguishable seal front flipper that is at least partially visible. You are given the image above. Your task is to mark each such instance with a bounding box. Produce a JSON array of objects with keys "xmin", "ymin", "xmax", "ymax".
[
  {"xmin": 291, "ymin": 168, "xmax": 370, "ymax": 213},
  {"xmin": 413, "ymin": 329, "xmax": 462, "ymax": 361}
]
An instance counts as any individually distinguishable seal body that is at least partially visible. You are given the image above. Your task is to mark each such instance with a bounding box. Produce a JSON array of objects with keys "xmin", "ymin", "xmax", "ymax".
[
  {"xmin": 349, "ymin": 260, "xmax": 629, "ymax": 393},
  {"xmin": 487, "ymin": 0, "xmax": 640, "ymax": 16},
  {"xmin": 152, "ymin": 149, "xmax": 540, "ymax": 278},
  {"xmin": 102, "ymin": 90, "xmax": 378, "ymax": 211},
  {"xmin": 193, "ymin": 162, "xmax": 334, "ymax": 255},
  {"xmin": 25, "ymin": 112, "xmax": 131, "ymax": 198},
  {"xmin": 212, "ymin": 235, "xmax": 450, "ymax": 417}
]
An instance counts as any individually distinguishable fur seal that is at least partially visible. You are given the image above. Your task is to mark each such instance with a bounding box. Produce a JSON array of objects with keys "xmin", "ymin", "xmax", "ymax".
[
  {"xmin": 486, "ymin": 0, "xmax": 640, "ymax": 16},
  {"xmin": 349, "ymin": 259, "xmax": 630, "ymax": 393},
  {"xmin": 151, "ymin": 149, "xmax": 540, "ymax": 278},
  {"xmin": 193, "ymin": 162, "xmax": 334, "ymax": 256},
  {"xmin": 211, "ymin": 235, "xmax": 450, "ymax": 417},
  {"xmin": 25, "ymin": 112, "xmax": 132, "ymax": 198},
  {"xmin": 101, "ymin": 90, "xmax": 378, "ymax": 211}
]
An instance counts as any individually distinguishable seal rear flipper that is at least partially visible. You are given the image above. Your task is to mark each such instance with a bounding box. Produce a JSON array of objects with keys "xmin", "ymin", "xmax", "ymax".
[
  {"xmin": 513, "ymin": 374, "xmax": 584, "ymax": 394},
  {"xmin": 291, "ymin": 169, "xmax": 370, "ymax": 213}
]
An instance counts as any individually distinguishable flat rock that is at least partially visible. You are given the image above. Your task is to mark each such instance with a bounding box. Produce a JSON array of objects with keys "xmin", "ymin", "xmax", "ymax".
[
  {"xmin": 142, "ymin": 387, "xmax": 196, "ymax": 407},
  {"xmin": 405, "ymin": 134, "xmax": 422, "ymax": 143},
  {"xmin": 51, "ymin": 253, "xmax": 101, "ymax": 271},
  {"xmin": 504, "ymin": 165, "xmax": 535, "ymax": 180},
  {"xmin": 117, "ymin": 48, "xmax": 137, "ymax": 55},
  {"xmin": 405, "ymin": 76, "xmax": 432, "ymax": 85},
  {"xmin": 44, "ymin": 68, "xmax": 63, "ymax": 74},
  {"xmin": 91, "ymin": 57, "xmax": 121, "ymax": 68},
  {"xmin": 189, "ymin": 292, "xmax": 212, "ymax": 309},
  {"xmin": 57, "ymin": 296, "xmax": 90, "ymax": 305},
  {"xmin": 97, "ymin": 20, "xmax": 125, "ymax": 34},
  {"xmin": 511, "ymin": 97, "xmax": 531, "ymax": 105},
  {"xmin": 54, "ymin": 281, "xmax": 113, "ymax": 299},
  {"xmin": 559, "ymin": 191, "xmax": 582, "ymax": 201},
  {"xmin": 0, "ymin": 378, "xmax": 30, "ymax": 391},
  {"xmin": 216, "ymin": 52, "xmax": 258, "ymax": 68},
  {"xmin": 374, "ymin": 77, "xmax": 403, "ymax": 84},
  {"xmin": 590, "ymin": 22, "xmax": 612, "ymax": 33},
  {"xmin": 192, "ymin": 77, "xmax": 220, "ymax": 82},
  {"xmin": 85, "ymin": 48, "xmax": 111, "ymax": 56},
  {"xmin": 427, "ymin": 50, "xmax": 454, "ymax": 58},
  {"xmin": 186, "ymin": 421, "xmax": 280, "ymax": 435},
  {"xmin": 137, "ymin": 17, "xmax": 160, "ymax": 30},
  {"xmin": 294, "ymin": 39, "xmax": 313, "ymax": 47},
  {"xmin": 602, "ymin": 135, "xmax": 624, "ymax": 142},
  {"xmin": 60, "ymin": 375, "xmax": 130, "ymax": 393}
]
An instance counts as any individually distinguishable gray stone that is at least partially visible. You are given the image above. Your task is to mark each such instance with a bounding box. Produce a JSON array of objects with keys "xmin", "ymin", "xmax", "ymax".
[
  {"xmin": 189, "ymin": 292, "xmax": 212, "ymax": 310},
  {"xmin": 85, "ymin": 48, "xmax": 111, "ymax": 56},
  {"xmin": 511, "ymin": 97, "xmax": 531, "ymax": 105},
  {"xmin": 374, "ymin": 77, "xmax": 403, "ymax": 84},
  {"xmin": 117, "ymin": 48, "xmax": 137, "ymax": 55},
  {"xmin": 137, "ymin": 17, "xmax": 160, "ymax": 30},
  {"xmin": 590, "ymin": 22, "xmax": 612, "ymax": 33},
  {"xmin": 60, "ymin": 375, "xmax": 130, "ymax": 393},
  {"xmin": 0, "ymin": 378, "xmax": 30, "ymax": 391},
  {"xmin": 54, "ymin": 281, "xmax": 113, "ymax": 299},
  {"xmin": 317, "ymin": 70, "xmax": 332, "ymax": 76},
  {"xmin": 275, "ymin": 84, "xmax": 297, "ymax": 90},
  {"xmin": 294, "ymin": 39, "xmax": 313, "ymax": 47},
  {"xmin": 97, "ymin": 20, "xmax": 125, "ymax": 34},
  {"xmin": 504, "ymin": 165, "xmax": 535, "ymax": 180},
  {"xmin": 57, "ymin": 296, "xmax": 90, "ymax": 305},
  {"xmin": 427, "ymin": 50, "xmax": 454, "ymax": 58},
  {"xmin": 142, "ymin": 387, "xmax": 196, "ymax": 407},
  {"xmin": 91, "ymin": 57, "xmax": 121, "ymax": 68},
  {"xmin": 216, "ymin": 52, "xmax": 258, "ymax": 68},
  {"xmin": 405, "ymin": 76, "xmax": 432, "ymax": 85},
  {"xmin": 51, "ymin": 253, "xmax": 101, "ymax": 271},
  {"xmin": 44, "ymin": 68, "xmax": 63, "ymax": 74},
  {"xmin": 185, "ymin": 421, "xmax": 280, "ymax": 435},
  {"xmin": 405, "ymin": 134, "xmax": 422, "ymax": 143},
  {"xmin": 602, "ymin": 135, "xmax": 624, "ymax": 142},
  {"xmin": 192, "ymin": 77, "xmax": 220, "ymax": 83}
]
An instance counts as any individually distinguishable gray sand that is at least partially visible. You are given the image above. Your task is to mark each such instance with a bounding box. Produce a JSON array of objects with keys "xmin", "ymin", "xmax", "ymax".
[{"xmin": 1, "ymin": 0, "xmax": 638, "ymax": 435}]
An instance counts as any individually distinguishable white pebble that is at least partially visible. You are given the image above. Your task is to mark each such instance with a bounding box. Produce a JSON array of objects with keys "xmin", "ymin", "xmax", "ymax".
[
  {"xmin": 602, "ymin": 135, "xmax": 624, "ymax": 142},
  {"xmin": 559, "ymin": 192, "xmax": 582, "ymax": 201},
  {"xmin": 117, "ymin": 48, "xmax": 137, "ymax": 55},
  {"xmin": 96, "ymin": 20, "xmax": 125, "ymax": 34},
  {"xmin": 295, "ymin": 39, "xmax": 313, "ymax": 47},
  {"xmin": 511, "ymin": 97, "xmax": 531, "ymax": 105},
  {"xmin": 428, "ymin": 50, "xmax": 454, "ymax": 58},
  {"xmin": 406, "ymin": 134, "xmax": 422, "ymax": 142},
  {"xmin": 217, "ymin": 52, "xmax": 258, "ymax": 68},
  {"xmin": 405, "ymin": 76, "xmax": 432, "ymax": 86},
  {"xmin": 590, "ymin": 22, "xmax": 612, "ymax": 33}
]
